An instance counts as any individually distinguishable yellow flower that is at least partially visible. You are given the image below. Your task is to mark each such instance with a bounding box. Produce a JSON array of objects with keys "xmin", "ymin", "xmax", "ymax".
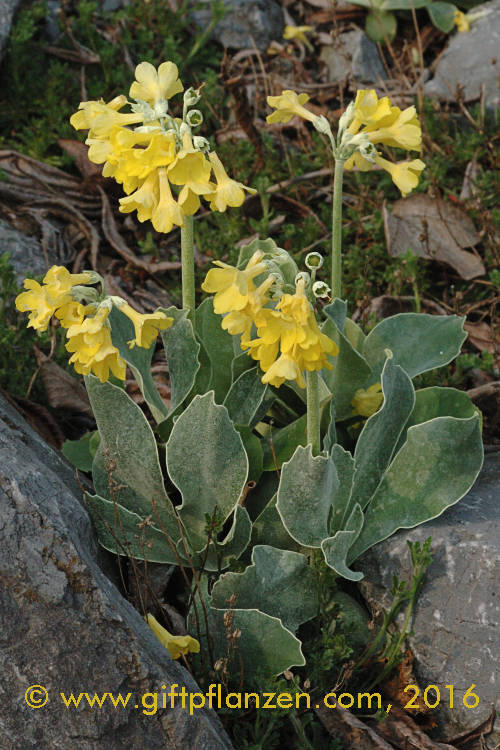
[
  {"xmin": 125, "ymin": 131, "xmax": 177, "ymax": 180},
  {"xmin": 343, "ymin": 150, "xmax": 373, "ymax": 172},
  {"xmin": 65, "ymin": 306, "xmax": 126, "ymax": 383},
  {"xmin": 129, "ymin": 61, "xmax": 183, "ymax": 105},
  {"xmin": 145, "ymin": 614, "xmax": 200, "ymax": 660},
  {"xmin": 151, "ymin": 168, "xmax": 185, "ymax": 233},
  {"xmin": 55, "ymin": 301, "xmax": 89, "ymax": 328},
  {"xmin": 207, "ymin": 152, "xmax": 256, "ymax": 212},
  {"xmin": 283, "ymin": 25, "xmax": 313, "ymax": 49},
  {"xmin": 267, "ymin": 90, "xmax": 316, "ymax": 125},
  {"xmin": 115, "ymin": 299, "xmax": 173, "ymax": 348},
  {"xmin": 349, "ymin": 90, "xmax": 393, "ymax": 132},
  {"xmin": 70, "ymin": 96, "xmax": 142, "ymax": 138},
  {"xmin": 119, "ymin": 171, "xmax": 160, "ymax": 222},
  {"xmin": 351, "ymin": 383, "xmax": 383, "ymax": 417},
  {"xmin": 262, "ymin": 352, "xmax": 306, "ymax": 388},
  {"xmin": 454, "ymin": 10, "xmax": 470, "ymax": 31},
  {"xmin": 201, "ymin": 251, "xmax": 268, "ymax": 315},
  {"xmin": 15, "ymin": 265, "xmax": 95, "ymax": 332},
  {"xmin": 221, "ymin": 275, "xmax": 276, "ymax": 347},
  {"xmin": 15, "ymin": 280, "xmax": 64, "ymax": 332},
  {"xmin": 375, "ymin": 156, "xmax": 426, "ymax": 196},
  {"xmin": 167, "ymin": 133, "xmax": 214, "ymax": 209},
  {"xmin": 365, "ymin": 105, "xmax": 422, "ymax": 151}
]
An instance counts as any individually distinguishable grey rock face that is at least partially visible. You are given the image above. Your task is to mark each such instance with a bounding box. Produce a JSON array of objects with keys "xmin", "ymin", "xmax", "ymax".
[
  {"xmin": 0, "ymin": 0, "xmax": 20, "ymax": 61},
  {"xmin": 425, "ymin": 0, "xmax": 500, "ymax": 109},
  {"xmin": 358, "ymin": 453, "xmax": 500, "ymax": 742},
  {"xmin": 320, "ymin": 30, "xmax": 386, "ymax": 85},
  {"xmin": 191, "ymin": 0, "xmax": 284, "ymax": 52},
  {"xmin": 0, "ymin": 393, "xmax": 233, "ymax": 750},
  {"xmin": 0, "ymin": 219, "xmax": 56, "ymax": 283}
]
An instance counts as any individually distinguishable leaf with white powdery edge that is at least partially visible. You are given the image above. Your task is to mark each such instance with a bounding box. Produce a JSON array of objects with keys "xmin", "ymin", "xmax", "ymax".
[
  {"xmin": 362, "ymin": 313, "xmax": 467, "ymax": 380},
  {"xmin": 348, "ymin": 413, "xmax": 483, "ymax": 561},
  {"xmin": 211, "ymin": 545, "xmax": 318, "ymax": 632},
  {"xmin": 108, "ymin": 305, "xmax": 168, "ymax": 423},
  {"xmin": 349, "ymin": 355, "xmax": 415, "ymax": 511},
  {"xmin": 224, "ymin": 367, "xmax": 272, "ymax": 427},
  {"xmin": 159, "ymin": 306, "xmax": 200, "ymax": 415},
  {"xmin": 85, "ymin": 376, "xmax": 179, "ymax": 538},
  {"xmin": 277, "ymin": 445, "xmax": 338, "ymax": 548},
  {"xmin": 166, "ymin": 391, "xmax": 248, "ymax": 552},
  {"xmin": 85, "ymin": 493, "xmax": 181, "ymax": 564},
  {"xmin": 321, "ymin": 504, "xmax": 364, "ymax": 582},
  {"xmin": 195, "ymin": 298, "xmax": 234, "ymax": 402},
  {"xmin": 200, "ymin": 505, "xmax": 252, "ymax": 571}
]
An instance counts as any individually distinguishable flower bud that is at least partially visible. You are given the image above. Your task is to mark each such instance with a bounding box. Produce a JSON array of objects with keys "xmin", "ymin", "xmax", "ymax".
[
  {"xmin": 338, "ymin": 101, "xmax": 355, "ymax": 133},
  {"xmin": 305, "ymin": 252, "xmax": 324, "ymax": 270},
  {"xmin": 186, "ymin": 109, "xmax": 203, "ymax": 127},
  {"xmin": 313, "ymin": 114, "xmax": 333, "ymax": 137},
  {"xmin": 193, "ymin": 135, "xmax": 209, "ymax": 151},
  {"xmin": 295, "ymin": 271, "xmax": 310, "ymax": 286},
  {"xmin": 183, "ymin": 86, "xmax": 201, "ymax": 108},
  {"xmin": 312, "ymin": 281, "xmax": 331, "ymax": 298}
]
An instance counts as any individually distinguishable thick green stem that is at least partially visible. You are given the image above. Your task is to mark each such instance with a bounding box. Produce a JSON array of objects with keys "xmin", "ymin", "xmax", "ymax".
[
  {"xmin": 181, "ymin": 215, "xmax": 195, "ymax": 312},
  {"xmin": 331, "ymin": 159, "xmax": 345, "ymax": 299},
  {"xmin": 306, "ymin": 370, "xmax": 321, "ymax": 455}
]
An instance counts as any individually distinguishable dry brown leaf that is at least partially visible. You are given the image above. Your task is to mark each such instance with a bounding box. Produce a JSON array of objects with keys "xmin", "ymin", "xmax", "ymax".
[
  {"xmin": 352, "ymin": 295, "xmax": 447, "ymax": 325},
  {"xmin": 382, "ymin": 651, "xmax": 428, "ymax": 714},
  {"xmin": 373, "ymin": 705, "xmax": 458, "ymax": 750},
  {"xmin": 35, "ymin": 348, "xmax": 93, "ymax": 416},
  {"xmin": 383, "ymin": 195, "xmax": 484, "ymax": 280},
  {"xmin": 315, "ymin": 705, "xmax": 395, "ymax": 749},
  {"xmin": 447, "ymin": 705, "xmax": 497, "ymax": 747},
  {"xmin": 464, "ymin": 320, "xmax": 500, "ymax": 356},
  {"xmin": 58, "ymin": 139, "xmax": 104, "ymax": 181}
]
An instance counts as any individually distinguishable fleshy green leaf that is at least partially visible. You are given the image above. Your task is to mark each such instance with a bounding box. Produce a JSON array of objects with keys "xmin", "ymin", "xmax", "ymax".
[
  {"xmin": 321, "ymin": 504, "xmax": 364, "ymax": 581},
  {"xmin": 160, "ymin": 306, "xmax": 200, "ymax": 414},
  {"xmin": 108, "ymin": 306, "xmax": 168, "ymax": 423},
  {"xmin": 350, "ymin": 355, "xmax": 415, "ymax": 511},
  {"xmin": 224, "ymin": 367, "xmax": 272, "ymax": 427},
  {"xmin": 195, "ymin": 298, "xmax": 234, "ymax": 402},
  {"xmin": 211, "ymin": 545, "xmax": 318, "ymax": 632},
  {"xmin": 62, "ymin": 430, "xmax": 99, "ymax": 472},
  {"xmin": 365, "ymin": 9, "xmax": 397, "ymax": 42},
  {"xmin": 166, "ymin": 392, "xmax": 248, "ymax": 552},
  {"xmin": 362, "ymin": 313, "xmax": 466, "ymax": 379},
  {"xmin": 85, "ymin": 493, "xmax": 181, "ymax": 564},
  {"xmin": 428, "ymin": 1, "xmax": 457, "ymax": 31},
  {"xmin": 348, "ymin": 414, "xmax": 483, "ymax": 561},
  {"xmin": 321, "ymin": 317, "xmax": 372, "ymax": 421},
  {"xmin": 236, "ymin": 425, "xmax": 264, "ymax": 483},
  {"xmin": 251, "ymin": 495, "xmax": 300, "ymax": 552},
  {"xmin": 85, "ymin": 376, "xmax": 179, "ymax": 538},
  {"xmin": 261, "ymin": 413, "xmax": 308, "ymax": 471},
  {"xmin": 277, "ymin": 445, "xmax": 338, "ymax": 547},
  {"xmin": 330, "ymin": 444, "xmax": 356, "ymax": 533},
  {"xmin": 201, "ymin": 505, "xmax": 253, "ymax": 571}
]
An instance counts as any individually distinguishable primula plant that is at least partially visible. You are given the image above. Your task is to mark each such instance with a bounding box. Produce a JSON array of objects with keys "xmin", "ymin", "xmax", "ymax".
[{"xmin": 16, "ymin": 63, "xmax": 483, "ymax": 688}]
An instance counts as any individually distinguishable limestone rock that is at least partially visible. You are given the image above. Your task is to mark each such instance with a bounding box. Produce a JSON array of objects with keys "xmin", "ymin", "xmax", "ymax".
[
  {"xmin": 191, "ymin": 0, "xmax": 284, "ymax": 52},
  {"xmin": 358, "ymin": 453, "xmax": 500, "ymax": 742},
  {"xmin": 0, "ymin": 219, "xmax": 56, "ymax": 283},
  {"xmin": 425, "ymin": 0, "xmax": 500, "ymax": 109},
  {"xmin": 0, "ymin": 0, "xmax": 20, "ymax": 61},
  {"xmin": 320, "ymin": 30, "xmax": 386, "ymax": 85},
  {"xmin": 0, "ymin": 393, "xmax": 233, "ymax": 749}
]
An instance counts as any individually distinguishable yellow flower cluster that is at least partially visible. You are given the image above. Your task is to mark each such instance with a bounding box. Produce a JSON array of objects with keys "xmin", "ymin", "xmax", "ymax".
[
  {"xmin": 15, "ymin": 265, "xmax": 172, "ymax": 383},
  {"xmin": 202, "ymin": 253, "xmax": 338, "ymax": 388},
  {"xmin": 145, "ymin": 614, "xmax": 200, "ymax": 660},
  {"xmin": 70, "ymin": 61, "xmax": 256, "ymax": 232},
  {"xmin": 344, "ymin": 89, "xmax": 425, "ymax": 196}
]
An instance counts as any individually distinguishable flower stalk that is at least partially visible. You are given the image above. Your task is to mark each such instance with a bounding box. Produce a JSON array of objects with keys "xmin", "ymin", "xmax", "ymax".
[
  {"xmin": 331, "ymin": 158, "xmax": 345, "ymax": 299},
  {"xmin": 306, "ymin": 370, "xmax": 321, "ymax": 455},
  {"xmin": 181, "ymin": 215, "xmax": 196, "ymax": 312}
]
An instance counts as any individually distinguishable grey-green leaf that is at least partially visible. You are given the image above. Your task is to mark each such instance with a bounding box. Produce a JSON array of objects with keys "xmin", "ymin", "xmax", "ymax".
[
  {"xmin": 108, "ymin": 305, "xmax": 168, "ymax": 423},
  {"xmin": 321, "ymin": 504, "xmax": 364, "ymax": 581},
  {"xmin": 195, "ymin": 298, "xmax": 234, "ymax": 402},
  {"xmin": 362, "ymin": 313, "xmax": 466, "ymax": 379},
  {"xmin": 348, "ymin": 414, "xmax": 483, "ymax": 561},
  {"xmin": 201, "ymin": 505, "xmax": 253, "ymax": 571},
  {"xmin": 166, "ymin": 392, "xmax": 248, "ymax": 552},
  {"xmin": 160, "ymin": 306, "xmax": 200, "ymax": 414},
  {"xmin": 85, "ymin": 376, "xmax": 178, "ymax": 538},
  {"xmin": 350, "ymin": 355, "xmax": 415, "ymax": 510},
  {"xmin": 277, "ymin": 445, "xmax": 338, "ymax": 547},
  {"xmin": 251, "ymin": 495, "xmax": 300, "ymax": 552},
  {"xmin": 211, "ymin": 545, "xmax": 318, "ymax": 632},
  {"xmin": 224, "ymin": 367, "xmax": 271, "ymax": 427}
]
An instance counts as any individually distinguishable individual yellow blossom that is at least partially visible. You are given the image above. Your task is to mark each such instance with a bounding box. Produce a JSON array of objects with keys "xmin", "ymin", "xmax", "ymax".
[
  {"xmin": 262, "ymin": 352, "xmax": 306, "ymax": 388},
  {"xmin": 207, "ymin": 152, "xmax": 257, "ymax": 212},
  {"xmin": 15, "ymin": 280, "xmax": 66, "ymax": 332},
  {"xmin": 364, "ymin": 105, "xmax": 422, "ymax": 151},
  {"xmin": 55, "ymin": 301, "xmax": 89, "ymax": 329},
  {"xmin": 343, "ymin": 150, "xmax": 373, "ymax": 171},
  {"xmin": 145, "ymin": 614, "xmax": 200, "ymax": 660},
  {"xmin": 119, "ymin": 171, "xmax": 160, "ymax": 222},
  {"xmin": 349, "ymin": 89, "xmax": 393, "ymax": 131},
  {"xmin": 201, "ymin": 251, "xmax": 268, "ymax": 315},
  {"xmin": 151, "ymin": 168, "xmax": 185, "ymax": 233},
  {"xmin": 267, "ymin": 90, "xmax": 317, "ymax": 125},
  {"xmin": 65, "ymin": 306, "xmax": 126, "ymax": 383},
  {"xmin": 283, "ymin": 25, "xmax": 314, "ymax": 49},
  {"xmin": 221, "ymin": 275, "xmax": 276, "ymax": 347},
  {"xmin": 70, "ymin": 96, "xmax": 142, "ymax": 138},
  {"xmin": 15, "ymin": 266, "xmax": 95, "ymax": 332},
  {"xmin": 115, "ymin": 299, "xmax": 173, "ymax": 348},
  {"xmin": 167, "ymin": 132, "xmax": 214, "ymax": 211},
  {"xmin": 124, "ymin": 131, "xmax": 177, "ymax": 180},
  {"xmin": 351, "ymin": 383, "xmax": 383, "ymax": 417},
  {"xmin": 454, "ymin": 10, "xmax": 470, "ymax": 31},
  {"xmin": 375, "ymin": 156, "xmax": 426, "ymax": 197},
  {"xmin": 129, "ymin": 61, "xmax": 183, "ymax": 106}
]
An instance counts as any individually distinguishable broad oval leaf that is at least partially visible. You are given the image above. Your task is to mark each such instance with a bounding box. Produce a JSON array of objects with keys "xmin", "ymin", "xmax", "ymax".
[
  {"xmin": 160, "ymin": 306, "xmax": 200, "ymax": 415},
  {"xmin": 321, "ymin": 504, "xmax": 364, "ymax": 581},
  {"xmin": 195, "ymin": 298, "xmax": 234, "ymax": 402}
]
